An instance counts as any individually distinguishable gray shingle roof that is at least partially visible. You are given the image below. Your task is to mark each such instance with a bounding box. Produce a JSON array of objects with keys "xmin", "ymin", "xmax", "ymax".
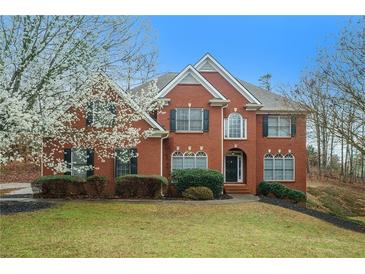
[{"xmin": 130, "ymin": 72, "xmax": 300, "ymax": 112}]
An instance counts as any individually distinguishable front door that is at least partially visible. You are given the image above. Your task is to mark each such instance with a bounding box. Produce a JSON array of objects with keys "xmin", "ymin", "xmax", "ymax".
[{"xmin": 225, "ymin": 156, "xmax": 238, "ymax": 182}]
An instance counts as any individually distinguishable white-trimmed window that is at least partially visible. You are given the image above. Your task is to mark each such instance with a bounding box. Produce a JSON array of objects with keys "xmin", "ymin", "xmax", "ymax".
[
  {"xmin": 264, "ymin": 153, "xmax": 294, "ymax": 181},
  {"xmin": 195, "ymin": 151, "xmax": 208, "ymax": 169},
  {"xmin": 71, "ymin": 148, "xmax": 88, "ymax": 177},
  {"xmin": 224, "ymin": 113, "xmax": 246, "ymax": 139},
  {"xmin": 88, "ymin": 101, "xmax": 116, "ymax": 127},
  {"xmin": 268, "ymin": 116, "xmax": 291, "ymax": 137},
  {"xmin": 171, "ymin": 151, "xmax": 208, "ymax": 170},
  {"xmin": 176, "ymin": 108, "xmax": 203, "ymax": 132}
]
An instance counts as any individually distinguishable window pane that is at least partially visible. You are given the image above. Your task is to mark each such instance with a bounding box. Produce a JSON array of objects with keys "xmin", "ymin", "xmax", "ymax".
[
  {"xmin": 268, "ymin": 126, "xmax": 278, "ymax": 136},
  {"xmin": 93, "ymin": 101, "xmax": 115, "ymax": 127},
  {"xmin": 274, "ymin": 156, "xmax": 284, "ymax": 180},
  {"xmin": 264, "ymin": 157, "xmax": 274, "ymax": 181},
  {"xmin": 176, "ymin": 109, "xmax": 189, "ymax": 131},
  {"xmin": 284, "ymin": 170, "xmax": 294, "ymax": 180},
  {"xmin": 268, "ymin": 116, "xmax": 278, "ymax": 126},
  {"xmin": 116, "ymin": 149, "xmax": 134, "ymax": 177},
  {"xmin": 190, "ymin": 109, "xmax": 203, "ymax": 131},
  {"xmin": 284, "ymin": 157, "xmax": 294, "ymax": 180},
  {"xmin": 184, "ymin": 157, "xmax": 195, "ymax": 169},
  {"xmin": 279, "ymin": 126, "xmax": 290, "ymax": 136},
  {"xmin": 228, "ymin": 113, "xmax": 242, "ymax": 138},
  {"xmin": 172, "ymin": 156, "xmax": 183, "ymax": 171},
  {"xmin": 196, "ymin": 157, "xmax": 207, "ymax": 169},
  {"xmin": 72, "ymin": 149, "xmax": 88, "ymax": 177}
]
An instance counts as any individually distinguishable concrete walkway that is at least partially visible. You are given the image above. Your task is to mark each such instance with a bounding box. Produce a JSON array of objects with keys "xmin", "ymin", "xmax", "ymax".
[{"xmin": 0, "ymin": 183, "xmax": 33, "ymax": 195}]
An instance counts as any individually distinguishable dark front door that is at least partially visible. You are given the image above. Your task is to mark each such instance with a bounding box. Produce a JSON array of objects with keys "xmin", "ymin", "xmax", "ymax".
[{"xmin": 225, "ymin": 156, "xmax": 238, "ymax": 182}]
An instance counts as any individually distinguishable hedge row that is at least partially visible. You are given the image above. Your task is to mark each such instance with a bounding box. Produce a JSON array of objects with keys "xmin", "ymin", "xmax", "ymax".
[
  {"xmin": 258, "ymin": 181, "xmax": 306, "ymax": 203},
  {"xmin": 171, "ymin": 168, "xmax": 224, "ymax": 198},
  {"xmin": 32, "ymin": 174, "xmax": 167, "ymax": 199}
]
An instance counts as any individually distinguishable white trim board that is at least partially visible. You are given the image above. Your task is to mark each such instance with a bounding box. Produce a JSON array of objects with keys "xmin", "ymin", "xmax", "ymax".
[
  {"xmin": 156, "ymin": 65, "xmax": 227, "ymax": 100},
  {"xmin": 194, "ymin": 53, "xmax": 262, "ymax": 105}
]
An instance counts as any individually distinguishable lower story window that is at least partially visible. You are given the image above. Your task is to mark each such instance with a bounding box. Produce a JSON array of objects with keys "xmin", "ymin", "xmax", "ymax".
[
  {"xmin": 264, "ymin": 153, "xmax": 294, "ymax": 181},
  {"xmin": 65, "ymin": 148, "xmax": 93, "ymax": 177},
  {"xmin": 115, "ymin": 148, "xmax": 137, "ymax": 177},
  {"xmin": 171, "ymin": 151, "xmax": 208, "ymax": 171}
]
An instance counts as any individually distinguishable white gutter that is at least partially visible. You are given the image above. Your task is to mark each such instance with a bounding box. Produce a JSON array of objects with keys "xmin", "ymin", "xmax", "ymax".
[{"xmin": 221, "ymin": 104, "xmax": 228, "ymax": 173}]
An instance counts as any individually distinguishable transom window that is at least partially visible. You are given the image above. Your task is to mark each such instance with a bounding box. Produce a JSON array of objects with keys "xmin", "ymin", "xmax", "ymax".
[
  {"xmin": 176, "ymin": 108, "xmax": 203, "ymax": 132},
  {"xmin": 264, "ymin": 153, "xmax": 294, "ymax": 181},
  {"xmin": 224, "ymin": 113, "xmax": 246, "ymax": 139},
  {"xmin": 268, "ymin": 116, "xmax": 291, "ymax": 137},
  {"xmin": 171, "ymin": 151, "xmax": 208, "ymax": 171}
]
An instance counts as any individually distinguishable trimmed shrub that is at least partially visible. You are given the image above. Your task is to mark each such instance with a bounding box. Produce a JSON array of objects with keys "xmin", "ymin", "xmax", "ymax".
[
  {"xmin": 182, "ymin": 187, "xmax": 214, "ymax": 200},
  {"xmin": 32, "ymin": 175, "xmax": 86, "ymax": 198},
  {"xmin": 171, "ymin": 168, "xmax": 224, "ymax": 198},
  {"xmin": 85, "ymin": 176, "xmax": 107, "ymax": 197},
  {"xmin": 116, "ymin": 175, "xmax": 168, "ymax": 199},
  {"xmin": 258, "ymin": 181, "xmax": 306, "ymax": 203},
  {"xmin": 164, "ymin": 183, "xmax": 180, "ymax": 198}
]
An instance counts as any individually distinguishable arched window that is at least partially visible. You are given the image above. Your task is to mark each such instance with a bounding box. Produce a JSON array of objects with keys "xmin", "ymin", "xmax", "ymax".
[
  {"xmin": 224, "ymin": 113, "xmax": 246, "ymax": 139},
  {"xmin": 183, "ymin": 151, "xmax": 196, "ymax": 169},
  {"xmin": 284, "ymin": 154, "xmax": 294, "ymax": 180},
  {"xmin": 264, "ymin": 154, "xmax": 274, "ymax": 181},
  {"xmin": 171, "ymin": 151, "xmax": 208, "ymax": 171},
  {"xmin": 171, "ymin": 151, "xmax": 183, "ymax": 171},
  {"xmin": 264, "ymin": 153, "xmax": 295, "ymax": 181},
  {"xmin": 195, "ymin": 151, "xmax": 208, "ymax": 169}
]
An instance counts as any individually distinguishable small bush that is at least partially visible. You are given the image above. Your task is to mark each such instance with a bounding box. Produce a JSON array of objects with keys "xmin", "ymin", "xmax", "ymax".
[
  {"xmin": 258, "ymin": 181, "xmax": 306, "ymax": 203},
  {"xmin": 171, "ymin": 169, "xmax": 224, "ymax": 198},
  {"xmin": 85, "ymin": 176, "xmax": 107, "ymax": 197},
  {"xmin": 32, "ymin": 175, "xmax": 86, "ymax": 198},
  {"xmin": 164, "ymin": 183, "xmax": 180, "ymax": 198},
  {"xmin": 116, "ymin": 175, "xmax": 168, "ymax": 199},
  {"xmin": 182, "ymin": 187, "xmax": 214, "ymax": 200}
]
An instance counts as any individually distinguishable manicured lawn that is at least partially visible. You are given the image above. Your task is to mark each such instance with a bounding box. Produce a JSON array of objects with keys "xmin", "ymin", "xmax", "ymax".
[{"xmin": 1, "ymin": 201, "xmax": 365, "ymax": 257}]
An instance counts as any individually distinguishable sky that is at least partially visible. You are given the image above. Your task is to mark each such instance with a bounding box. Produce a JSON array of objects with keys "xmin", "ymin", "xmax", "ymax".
[{"xmin": 149, "ymin": 16, "xmax": 353, "ymax": 90}]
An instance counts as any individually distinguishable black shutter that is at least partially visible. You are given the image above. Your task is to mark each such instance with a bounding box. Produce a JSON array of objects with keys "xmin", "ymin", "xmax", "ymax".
[
  {"xmin": 64, "ymin": 148, "xmax": 71, "ymax": 175},
  {"xmin": 170, "ymin": 109, "xmax": 176, "ymax": 132},
  {"xmin": 263, "ymin": 115, "xmax": 268, "ymax": 137},
  {"xmin": 86, "ymin": 102, "xmax": 93, "ymax": 126},
  {"xmin": 203, "ymin": 109, "xmax": 209, "ymax": 132},
  {"xmin": 109, "ymin": 103, "xmax": 116, "ymax": 126},
  {"xmin": 86, "ymin": 149, "xmax": 94, "ymax": 177},
  {"xmin": 291, "ymin": 116, "xmax": 297, "ymax": 137},
  {"xmin": 130, "ymin": 148, "xmax": 138, "ymax": 174}
]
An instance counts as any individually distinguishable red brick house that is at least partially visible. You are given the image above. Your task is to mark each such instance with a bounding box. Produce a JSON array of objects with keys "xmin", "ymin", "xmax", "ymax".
[{"xmin": 43, "ymin": 54, "xmax": 307, "ymax": 194}]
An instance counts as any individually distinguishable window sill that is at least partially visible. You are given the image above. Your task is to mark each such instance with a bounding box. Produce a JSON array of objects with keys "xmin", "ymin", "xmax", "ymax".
[
  {"xmin": 224, "ymin": 138, "xmax": 247, "ymax": 140},
  {"xmin": 266, "ymin": 136, "xmax": 292, "ymax": 139},
  {"xmin": 264, "ymin": 180, "xmax": 295, "ymax": 182},
  {"xmin": 174, "ymin": 131, "xmax": 204, "ymax": 134}
]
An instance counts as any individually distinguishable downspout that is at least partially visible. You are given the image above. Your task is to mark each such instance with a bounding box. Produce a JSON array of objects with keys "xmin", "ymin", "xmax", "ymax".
[
  {"xmin": 221, "ymin": 105, "xmax": 228, "ymax": 174},
  {"xmin": 160, "ymin": 133, "xmax": 169, "ymax": 196}
]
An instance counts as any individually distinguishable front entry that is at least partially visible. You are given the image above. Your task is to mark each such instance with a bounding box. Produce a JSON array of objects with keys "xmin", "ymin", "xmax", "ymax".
[
  {"xmin": 225, "ymin": 156, "xmax": 238, "ymax": 182},
  {"xmin": 225, "ymin": 151, "xmax": 243, "ymax": 183}
]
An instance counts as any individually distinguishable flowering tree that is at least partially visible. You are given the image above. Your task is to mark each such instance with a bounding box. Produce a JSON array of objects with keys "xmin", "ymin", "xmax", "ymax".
[{"xmin": 0, "ymin": 16, "xmax": 161, "ymax": 173}]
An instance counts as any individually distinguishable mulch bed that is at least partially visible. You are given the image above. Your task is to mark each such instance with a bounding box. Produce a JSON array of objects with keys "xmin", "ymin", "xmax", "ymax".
[
  {"xmin": 260, "ymin": 196, "xmax": 365, "ymax": 234},
  {"xmin": 0, "ymin": 200, "xmax": 55, "ymax": 215}
]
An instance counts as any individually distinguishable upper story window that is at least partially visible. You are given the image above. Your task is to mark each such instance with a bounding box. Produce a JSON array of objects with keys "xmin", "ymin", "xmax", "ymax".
[
  {"xmin": 224, "ymin": 113, "xmax": 246, "ymax": 139},
  {"xmin": 86, "ymin": 101, "xmax": 116, "ymax": 127},
  {"xmin": 170, "ymin": 108, "xmax": 209, "ymax": 132},
  {"xmin": 171, "ymin": 151, "xmax": 208, "ymax": 171},
  {"xmin": 264, "ymin": 153, "xmax": 294, "ymax": 181},
  {"xmin": 268, "ymin": 116, "xmax": 291, "ymax": 137}
]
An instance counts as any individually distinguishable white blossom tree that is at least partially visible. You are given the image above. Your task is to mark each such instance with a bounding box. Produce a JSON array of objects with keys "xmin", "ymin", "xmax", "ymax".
[{"xmin": 0, "ymin": 16, "xmax": 162, "ymax": 174}]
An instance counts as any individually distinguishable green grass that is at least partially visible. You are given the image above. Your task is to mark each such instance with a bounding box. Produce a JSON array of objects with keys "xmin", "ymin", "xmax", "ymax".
[{"xmin": 1, "ymin": 201, "xmax": 365, "ymax": 257}]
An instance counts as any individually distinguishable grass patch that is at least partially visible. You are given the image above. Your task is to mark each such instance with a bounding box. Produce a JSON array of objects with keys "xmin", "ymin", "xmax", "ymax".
[{"xmin": 1, "ymin": 201, "xmax": 365, "ymax": 257}]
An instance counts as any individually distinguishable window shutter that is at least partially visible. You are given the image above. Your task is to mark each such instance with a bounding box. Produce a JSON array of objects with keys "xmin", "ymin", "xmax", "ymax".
[
  {"xmin": 64, "ymin": 148, "xmax": 71, "ymax": 175},
  {"xmin": 203, "ymin": 109, "xmax": 209, "ymax": 132},
  {"xmin": 291, "ymin": 116, "xmax": 297, "ymax": 137},
  {"xmin": 263, "ymin": 115, "xmax": 268, "ymax": 137},
  {"xmin": 109, "ymin": 103, "xmax": 117, "ymax": 126},
  {"xmin": 130, "ymin": 148, "xmax": 137, "ymax": 174},
  {"xmin": 170, "ymin": 109, "xmax": 176, "ymax": 132},
  {"xmin": 86, "ymin": 149, "xmax": 94, "ymax": 177},
  {"xmin": 86, "ymin": 102, "xmax": 93, "ymax": 126}
]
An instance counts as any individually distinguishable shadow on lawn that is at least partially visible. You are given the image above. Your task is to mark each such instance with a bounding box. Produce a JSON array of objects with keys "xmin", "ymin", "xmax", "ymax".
[{"xmin": 259, "ymin": 196, "xmax": 365, "ymax": 234}]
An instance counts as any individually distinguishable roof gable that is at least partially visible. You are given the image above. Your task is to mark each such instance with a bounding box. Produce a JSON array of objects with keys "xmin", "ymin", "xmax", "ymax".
[
  {"xmin": 99, "ymin": 74, "xmax": 165, "ymax": 131},
  {"xmin": 156, "ymin": 65, "xmax": 227, "ymax": 100},
  {"xmin": 194, "ymin": 53, "xmax": 261, "ymax": 105}
]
